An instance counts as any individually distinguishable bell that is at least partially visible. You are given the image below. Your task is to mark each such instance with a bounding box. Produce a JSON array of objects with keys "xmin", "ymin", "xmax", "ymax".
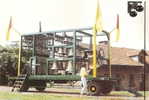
[
  {"xmin": 63, "ymin": 48, "xmax": 67, "ymax": 56},
  {"xmin": 55, "ymin": 48, "xmax": 60, "ymax": 59},
  {"xmin": 58, "ymin": 48, "xmax": 63, "ymax": 54},
  {"xmin": 64, "ymin": 37, "xmax": 68, "ymax": 44},
  {"xmin": 68, "ymin": 49, "xmax": 73, "ymax": 57},
  {"xmin": 47, "ymin": 40, "xmax": 52, "ymax": 46},
  {"xmin": 51, "ymin": 62, "xmax": 57, "ymax": 69},
  {"xmin": 54, "ymin": 52, "xmax": 59, "ymax": 59},
  {"xmin": 80, "ymin": 51, "xmax": 84, "ymax": 58},
  {"xmin": 66, "ymin": 61, "xmax": 73, "ymax": 73},
  {"xmin": 63, "ymin": 62, "xmax": 67, "ymax": 69}
]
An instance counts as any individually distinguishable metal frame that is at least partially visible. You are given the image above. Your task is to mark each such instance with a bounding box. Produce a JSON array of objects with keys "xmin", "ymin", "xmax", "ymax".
[{"xmin": 20, "ymin": 27, "xmax": 111, "ymax": 80}]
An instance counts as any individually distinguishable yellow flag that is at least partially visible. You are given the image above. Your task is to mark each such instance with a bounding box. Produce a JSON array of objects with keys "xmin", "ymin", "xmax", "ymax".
[
  {"xmin": 116, "ymin": 14, "xmax": 120, "ymax": 41},
  {"xmin": 94, "ymin": 0, "xmax": 103, "ymax": 32},
  {"xmin": 92, "ymin": 0, "xmax": 103, "ymax": 78},
  {"xmin": 6, "ymin": 17, "xmax": 12, "ymax": 41}
]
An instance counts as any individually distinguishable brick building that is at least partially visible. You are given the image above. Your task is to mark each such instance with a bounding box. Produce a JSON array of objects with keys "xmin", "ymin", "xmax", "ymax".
[{"xmin": 93, "ymin": 43, "xmax": 149, "ymax": 91}]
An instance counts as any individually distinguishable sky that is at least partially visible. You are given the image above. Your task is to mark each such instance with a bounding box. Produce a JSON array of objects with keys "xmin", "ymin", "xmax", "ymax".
[{"xmin": 0, "ymin": 0, "xmax": 148, "ymax": 50}]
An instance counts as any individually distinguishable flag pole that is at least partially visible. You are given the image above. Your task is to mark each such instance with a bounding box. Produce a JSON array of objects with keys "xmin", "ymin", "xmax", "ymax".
[
  {"xmin": 108, "ymin": 33, "xmax": 112, "ymax": 78},
  {"xmin": 93, "ymin": 27, "xmax": 97, "ymax": 78},
  {"xmin": 108, "ymin": 14, "xmax": 120, "ymax": 77},
  {"xmin": 92, "ymin": 0, "xmax": 103, "ymax": 78},
  {"xmin": 39, "ymin": 21, "xmax": 42, "ymax": 32},
  {"xmin": 13, "ymin": 27, "xmax": 21, "ymax": 76},
  {"xmin": 17, "ymin": 38, "xmax": 21, "ymax": 76},
  {"xmin": 143, "ymin": 1, "xmax": 146, "ymax": 97},
  {"xmin": 5, "ymin": 16, "xmax": 21, "ymax": 76}
]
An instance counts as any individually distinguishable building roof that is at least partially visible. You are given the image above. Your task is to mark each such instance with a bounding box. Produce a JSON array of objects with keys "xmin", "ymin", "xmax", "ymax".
[
  {"xmin": 79, "ymin": 42, "xmax": 149, "ymax": 66},
  {"xmin": 97, "ymin": 43, "xmax": 144, "ymax": 66},
  {"xmin": 110, "ymin": 47, "xmax": 143, "ymax": 66}
]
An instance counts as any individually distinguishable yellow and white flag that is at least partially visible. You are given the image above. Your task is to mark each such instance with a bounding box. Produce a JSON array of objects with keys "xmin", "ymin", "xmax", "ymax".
[
  {"xmin": 115, "ymin": 14, "xmax": 120, "ymax": 41},
  {"xmin": 6, "ymin": 17, "xmax": 12, "ymax": 41},
  {"xmin": 93, "ymin": 0, "xmax": 103, "ymax": 32}
]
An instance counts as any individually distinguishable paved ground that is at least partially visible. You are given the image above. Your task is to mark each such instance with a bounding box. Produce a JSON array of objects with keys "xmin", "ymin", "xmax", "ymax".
[{"xmin": 0, "ymin": 86, "xmax": 147, "ymax": 100}]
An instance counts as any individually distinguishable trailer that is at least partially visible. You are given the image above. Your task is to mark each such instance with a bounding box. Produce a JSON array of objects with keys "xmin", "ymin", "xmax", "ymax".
[{"xmin": 9, "ymin": 27, "xmax": 116, "ymax": 95}]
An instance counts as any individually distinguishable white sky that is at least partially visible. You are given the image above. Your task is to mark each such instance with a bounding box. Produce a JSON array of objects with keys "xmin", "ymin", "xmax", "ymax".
[{"xmin": 0, "ymin": 0, "xmax": 148, "ymax": 50}]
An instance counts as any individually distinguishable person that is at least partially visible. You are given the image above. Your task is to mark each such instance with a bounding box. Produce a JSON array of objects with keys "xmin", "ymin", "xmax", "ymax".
[{"xmin": 80, "ymin": 66, "xmax": 88, "ymax": 95}]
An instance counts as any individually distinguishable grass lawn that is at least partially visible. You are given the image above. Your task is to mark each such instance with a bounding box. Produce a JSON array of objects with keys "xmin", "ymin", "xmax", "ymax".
[
  {"xmin": 111, "ymin": 91, "xmax": 149, "ymax": 96},
  {"xmin": 0, "ymin": 92, "xmax": 93, "ymax": 100},
  {"xmin": 0, "ymin": 91, "xmax": 148, "ymax": 100}
]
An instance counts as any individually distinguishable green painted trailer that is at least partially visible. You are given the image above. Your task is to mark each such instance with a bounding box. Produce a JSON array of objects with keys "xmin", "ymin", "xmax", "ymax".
[
  {"xmin": 9, "ymin": 74, "xmax": 116, "ymax": 95},
  {"xmin": 9, "ymin": 27, "xmax": 116, "ymax": 95}
]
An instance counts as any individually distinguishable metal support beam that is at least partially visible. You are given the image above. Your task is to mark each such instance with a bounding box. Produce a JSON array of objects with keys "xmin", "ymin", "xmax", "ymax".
[
  {"xmin": 76, "ymin": 30, "xmax": 92, "ymax": 36},
  {"xmin": 108, "ymin": 33, "xmax": 112, "ymax": 78},
  {"xmin": 101, "ymin": 30, "xmax": 111, "ymax": 78},
  {"xmin": 90, "ymin": 36, "xmax": 92, "ymax": 49},
  {"xmin": 22, "ymin": 27, "xmax": 92, "ymax": 36},
  {"xmin": 73, "ymin": 31, "xmax": 76, "ymax": 74},
  {"xmin": 52, "ymin": 33, "xmax": 56, "ymax": 58},
  {"xmin": 144, "ymin": 1, "xmax": 146, "ymax": 96},
  {"xmin": 46, "ymin": 59, "xmax": 49, "ymax": 75},
  {"xmin": 32, "ymin": 35, "xmax": 36, "ymax": 56}
]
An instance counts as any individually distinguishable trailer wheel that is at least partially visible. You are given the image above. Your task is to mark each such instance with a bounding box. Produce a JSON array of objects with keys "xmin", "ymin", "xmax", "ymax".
[
  {"xmin": 36, "ymin": 86, "xmax": 46, "ymax": 91},
  {"xmin": 100, "ymin": 81, "xmax": 113, "ymax": 95},
  {"xmin": 21, "ymin": 84, "xmax": 29, "ymax": 92},
  {"xmin": 87, "ymin": 81, "xmax": 101, "ymax": 96},
  {"xmin": 35, "ymin": 81, "xmax": 46, "ymax": 91}
]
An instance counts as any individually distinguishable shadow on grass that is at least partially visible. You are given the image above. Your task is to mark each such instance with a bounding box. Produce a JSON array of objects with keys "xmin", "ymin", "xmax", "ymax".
[
  {"xmin": 27, "ymin": 90, "xmax": 80, "ymax": 95},
  {"xmin": 26, "ymin": 90, "xmax": 140, "ymax": 97}
]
